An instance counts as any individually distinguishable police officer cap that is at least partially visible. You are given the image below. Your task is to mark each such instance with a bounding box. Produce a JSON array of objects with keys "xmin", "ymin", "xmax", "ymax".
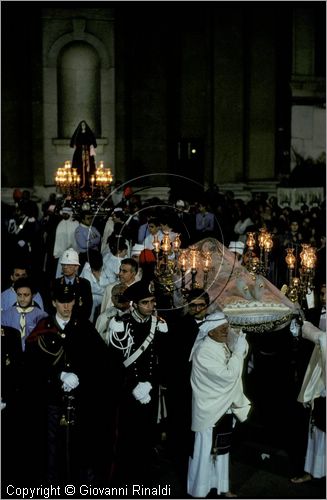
[
  {"xmin": 122, "ymin": 280, "xmax": 155, "ymax": 303},
  {"xmin": 52, "ymin": 284, "xmax": 76, "ymax": 303}
]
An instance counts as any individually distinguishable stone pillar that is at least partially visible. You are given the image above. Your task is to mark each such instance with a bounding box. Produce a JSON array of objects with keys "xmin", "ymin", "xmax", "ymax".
[
  {"xmin": 212, "ymin": 7, "xmax": 244, "ymax": 184},
  {"xmin": 246, "ymin": 7, "xmax": 276, "ymax": 180}
]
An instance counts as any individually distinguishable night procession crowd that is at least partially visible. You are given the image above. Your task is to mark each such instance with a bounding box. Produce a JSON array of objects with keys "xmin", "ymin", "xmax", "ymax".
[{"xmin": 1, "ymin": 182, "xmax": 326, "ymax": 498}]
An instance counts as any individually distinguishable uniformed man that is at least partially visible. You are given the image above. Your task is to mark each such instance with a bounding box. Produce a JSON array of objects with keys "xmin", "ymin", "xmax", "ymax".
[
  {"xmin": 107, "ymin": 280, "xmax": 168, "ymax": 484},
  {"xmin": 24, "ymin": 283, "xmax": 111, "ymax": 485},
  {"xmin": 54, "ymin": 247, "xmax": 93, "ymax": 320}
]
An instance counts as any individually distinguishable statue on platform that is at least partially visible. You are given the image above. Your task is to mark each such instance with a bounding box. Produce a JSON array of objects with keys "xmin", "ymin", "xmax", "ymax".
[
  {"xmin": 172, "ymin": 238, "xmax": 300, "ymax": 332},
  {"xmin": 70, "ymin": 120, "xmax": 97, "ymax": 190}
]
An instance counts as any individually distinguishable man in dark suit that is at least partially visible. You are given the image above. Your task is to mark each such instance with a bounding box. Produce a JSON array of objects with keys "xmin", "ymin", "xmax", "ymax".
[{"xmin": 165, "ymin": 288, "xmax": 210, "ymax": 489}]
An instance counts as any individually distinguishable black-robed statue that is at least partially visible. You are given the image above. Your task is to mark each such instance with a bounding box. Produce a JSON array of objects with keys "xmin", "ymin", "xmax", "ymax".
[{"xmin": 70, "ymin": 120, "xmax": 97, "ymax": 190}]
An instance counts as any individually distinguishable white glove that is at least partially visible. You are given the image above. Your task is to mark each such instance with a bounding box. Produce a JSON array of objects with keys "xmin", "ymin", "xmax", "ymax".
[
  {"xmin": 17, "ymin": 240, "xmax": 26, "ymax": 247},
  {"xmin": 290, "ymin": 318, "xmax": 300, "ymax": 337},
  {"xmin": 132, "ymin": 381, "xmax": 152, "ymax": 402},
  {"xmin": 60, "ymin": 371, "xmax": 79, "ymax": 392},
  {"xmin": 139, "ymin": 393, "xmax": 151, "ymax": 404},
  {"xmin": 233, "ymin": 332, "xmax": 247, "ymax": 354},
  {"xmin": 1, "ymin": 400, "xmax": 6, "ymax": 411}
]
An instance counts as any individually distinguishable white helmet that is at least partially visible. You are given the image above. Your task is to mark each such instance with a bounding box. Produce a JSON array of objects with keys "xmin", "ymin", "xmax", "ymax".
[{"xmin": 60, "ymin": 248, "xmax": 80, "ymax": 266}]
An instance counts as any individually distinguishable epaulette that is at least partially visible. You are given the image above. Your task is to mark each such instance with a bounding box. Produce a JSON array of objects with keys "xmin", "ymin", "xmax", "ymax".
[
  {"xmin": 120, "ymin": 314, "xmax": 132, "ymax": 325},
  {"xmin": 27, "ymin": 317, "xmax": 59, "ymax": 343}
]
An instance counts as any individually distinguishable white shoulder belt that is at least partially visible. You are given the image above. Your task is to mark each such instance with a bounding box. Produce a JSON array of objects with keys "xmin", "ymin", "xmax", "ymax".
[{"xmin": 123, "ymin": 316, "xmax": 157, "ymax": 368}]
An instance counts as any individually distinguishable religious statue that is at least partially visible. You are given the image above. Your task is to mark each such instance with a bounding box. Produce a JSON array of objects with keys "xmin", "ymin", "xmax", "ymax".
[{"xmin": 70, "ymin": 120, "xmax": 97, "ymax": 190}]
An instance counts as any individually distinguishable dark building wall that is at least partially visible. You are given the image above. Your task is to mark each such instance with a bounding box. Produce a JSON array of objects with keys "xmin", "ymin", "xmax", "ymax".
[
  {"xmin": 2, "ymin": 3, "xmax": 43, "ymax": 187},
  {"xmin": 1, "ymin": 2, "xmax": 324, "ymax": 191}
]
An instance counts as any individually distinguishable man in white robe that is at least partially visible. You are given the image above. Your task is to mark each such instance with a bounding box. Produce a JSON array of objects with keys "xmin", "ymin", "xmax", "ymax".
[
  {"xmin": 291, "ymin": 319, "xmax": 326, "ymax": 483},
  {"xmin": 188, "ymin": 312, "xmax": 251, "ymax": 498},
  {"xmin": 53, "ymin": 207, "xmax": 79, "ymax": 278}
]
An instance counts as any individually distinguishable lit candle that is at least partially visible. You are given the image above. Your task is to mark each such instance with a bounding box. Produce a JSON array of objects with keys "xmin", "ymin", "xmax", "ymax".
[
  {"xmin": 179, "ymin": 251, "xmax": 187, "ymax": 272},
  {"xmin": 203, "ymin": 251, "xmax": 211, "ymax": 271},
  {"xmin": 292, "ymin": 277, "xmax": 300, "ymax": 287},
  {"xmin": 258, "ymin": 228, "xmax": 267, "ymax": 248},
  {"xmin": 285, "ymin": 248, "xmax": 296, "ymax": 269},
  {"xmin": 152, "ymin": 235, "xmax": 160, "ymax": 254},
  {"xmin": 190, "ymin": 248, "xmax": 198, "ymax": 271},
  {"xmin": 172, "ymin": 234, "xmax": 181, "ymax": 252},
  {"xmin": 264, "ymin": 234, "xmax": 273, "ymax": 252},
  {"xmin": 161, "ymin": 233, "xmax": 171, "ymax": 253},
  {"xmin": 246, "ymin": 232, "xmax": 256, "ymax": 250}
]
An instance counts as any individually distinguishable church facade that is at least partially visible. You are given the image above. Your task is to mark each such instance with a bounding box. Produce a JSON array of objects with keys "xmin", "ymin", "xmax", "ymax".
[{"xmin": 2, "ymin": 2, "xmax": 325, "ymax": 201}]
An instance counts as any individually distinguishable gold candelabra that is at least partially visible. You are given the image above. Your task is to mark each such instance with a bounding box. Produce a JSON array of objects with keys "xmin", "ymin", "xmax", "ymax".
[
  {"xmin": 285, "ymin": 243, "xmax": 317, "ymax": 304},
  {"xmin": 55, "ymin": 160, "xmax": 113, "ymax": 197},
  {"xmin": 245, "ymin": 228, "xmax": 273, "ymax": 275},
  {"xmin": 90, "ymin": 161, "xmax": 113, "ymax": 196},
  {"xmin": 55, "ymin": 161, "xmax": 80, "ymax": 196},
  {"xmin": 152, "ymin": 234, "xmax": 212, "ymax": 295}
]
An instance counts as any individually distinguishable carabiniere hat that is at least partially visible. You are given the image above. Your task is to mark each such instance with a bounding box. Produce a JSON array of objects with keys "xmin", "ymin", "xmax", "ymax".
[
  {"xmin": 52, "ymin": 284, "xmax": 76, "ymax": 303},
  {"xmin": 122, "ymin": 280, "xmax": 155, "ymax": 303}
]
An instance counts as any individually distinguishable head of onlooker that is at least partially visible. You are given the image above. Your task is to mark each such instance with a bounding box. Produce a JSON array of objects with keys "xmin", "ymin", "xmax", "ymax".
[
  {"xmin": 186, "ymin": 288, "xmax": 210, "ymax": 320},
  {"xmin": 111, "ymin": 283, "xmax": 130, "ymax": 312},
  {"xmin": 60, "ymin": 206, "xmax": 74, "ymax": 220},
  {"xmin": 81, "ymin": 211, "xmax": 94, "ymax": 227},
  {"xmin": 147, "ymin": 217, "xmax": 161, "ymax": 236},
  {"xmin": 107, "ymin": 234, "xmax": 128, "ymax": 258},
  {"xmin": 9, "ymin": 263, "xmax": 29, "ymax": 285},
  {"xmin": 87, "ymin": 249, "xmax": 103, "ymax": 273},
  {"xmin": 131, "ymin": 244, "xmax": 144, "ymax": 263},
  {"xmin": 13, "ymin": 277, "xmax": 37, "ymax": 309},
  {"xmin": 118, "ymin": 258, "xmax": 139, "ymax": 286}
]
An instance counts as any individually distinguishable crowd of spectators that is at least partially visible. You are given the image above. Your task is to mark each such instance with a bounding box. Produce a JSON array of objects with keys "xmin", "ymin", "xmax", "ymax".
[
  {"xmin": 2, "ymin": 186, "xmax": 325, "ymax": 299},
  {"xmin": 1, "ymin": 183, "xmax": 326, "ymax": 495}
]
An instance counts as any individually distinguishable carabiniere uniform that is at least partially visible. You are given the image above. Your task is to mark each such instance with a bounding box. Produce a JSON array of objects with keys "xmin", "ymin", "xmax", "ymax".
[
  {"xmin": 108, "ymin": 309, "xmax": 168, "ymax": 481},
  {"xmin": 26, "ymin": 316, "xmax": 77, "ymax": 405},
  {"xmin": 24, "ymin": 313, "xmax": 111, "ymax": 483},
  {"xmin": 109, "ymin": 310, "xmax": 167, "ymax": 405}
]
